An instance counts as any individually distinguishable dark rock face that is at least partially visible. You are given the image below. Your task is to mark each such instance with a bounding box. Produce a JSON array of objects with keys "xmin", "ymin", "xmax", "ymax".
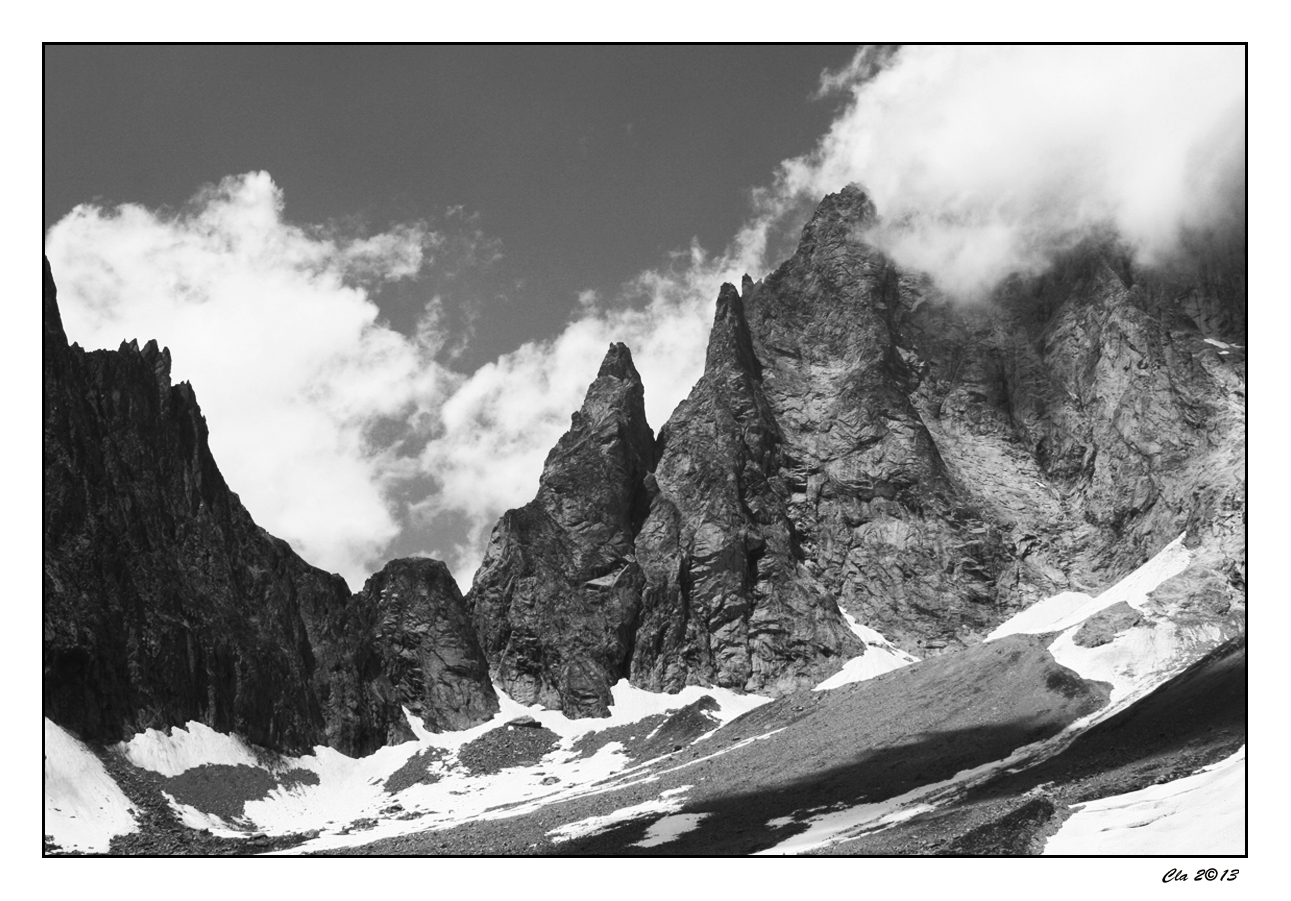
[
  {"xmin": 45, "ymin": 258, "xmax": 328, "ymax": 752},
  {"xmin": 631, "ymin": 282, "xmax": 865, "ymax": 695},
  {"xmin": 467, "ymin": 344, "xmax": 656, "ymax": 717},
  {"xmin": 356, "ymin": 558, "xmax": 498, "ymax": 733},
  {"xmin": 42, "ymin": 258, "xmax": 487, "ymax": 755}
]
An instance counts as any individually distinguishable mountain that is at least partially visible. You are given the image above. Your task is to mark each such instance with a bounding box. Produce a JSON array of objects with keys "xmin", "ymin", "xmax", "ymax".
[
  {"xmin": 42, "ymin": 184, "xmax": 1245, "ymax": 856},
  {"xmin": 42, "ymin": 258, "xmax": 497, "ymax": 757},
  {"xmin": 468, "ymin": 344, "xmax": 656, "ymax": 717},
  {"xmin": 466, "ymin": 185, "xmax": 1244, "ymax": 708}
]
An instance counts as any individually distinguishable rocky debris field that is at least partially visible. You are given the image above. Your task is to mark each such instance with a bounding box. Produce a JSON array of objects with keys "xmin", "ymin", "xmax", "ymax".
[
  {"xmin": 456, "ymin": 720, "xmax": 562, "ymax": 775},
  {"xmin": 382, "ymin": 746, "xmax": 448, "ymax": 794},
  {"xmin": 160, "ymin": 763, "xmax": 318, "ymax": 822}
]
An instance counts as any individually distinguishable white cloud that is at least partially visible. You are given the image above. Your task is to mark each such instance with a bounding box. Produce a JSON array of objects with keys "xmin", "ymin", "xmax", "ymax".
[
  {"xmin": 45, "ymin": 172, "xmax": 455, "ymax": 589},
  {"xmin": 778, "ymin": 45, "xmax": 1246, "ymax": 296}
]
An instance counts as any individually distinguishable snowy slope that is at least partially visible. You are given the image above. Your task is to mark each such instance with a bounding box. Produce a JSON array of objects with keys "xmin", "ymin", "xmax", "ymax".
[
  {"xmin": 1043, "ymin": 746, "xmax": 1245, "ymax": 855},
  {"xmin": 813, "ymin": 613, "xmax": 920, "ymax": 691},
  {"xmin": 83, "ymin": 679, "xmax": 768, "ymax": 854},
  {"xmin": 44, "ymin": 718, "xmax": 138, "ymax": 853}
]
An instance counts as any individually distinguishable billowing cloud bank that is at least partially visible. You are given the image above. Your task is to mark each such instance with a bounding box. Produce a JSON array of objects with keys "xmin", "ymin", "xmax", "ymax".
[
  {"xmin": 45, "ymin": 46, "xmax": 1245, "ymax": 588},
  {"xmin": 45, "ymin": 174, "xmax": 761, "ymax": 587},
  {"xmin": 781, "ymin": 44, "xmax": 1246, "ymax": 296}
]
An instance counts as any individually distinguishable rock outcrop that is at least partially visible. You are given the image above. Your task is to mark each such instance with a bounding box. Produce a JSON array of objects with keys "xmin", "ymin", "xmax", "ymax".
[
  {"xmin": 467, "ymin": 344, "xmax": 656, "ymax": 717},
  {"xmin": 42, "ymin": 258, "xmax": 495, "ymax": 755},
  {"xmin": 732, "ymin": 187, "xmax": 1023, "ymax": 653},
  {"xmin": 630, "ymin": 282, "xmax": 865, "ymax": 695},
  {"xmin": 356, "ymin": 558, "xmax": 499, "ymax": 733}
]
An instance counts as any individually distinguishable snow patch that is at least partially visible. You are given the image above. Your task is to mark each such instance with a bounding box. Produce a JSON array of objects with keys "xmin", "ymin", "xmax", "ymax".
[
  {"xmin": 548, "ymin": 787, "xmax": 694, "ymax": 844},
  {"xmin": 117, "ymin": 720, "xmax": 261, "ymax": 777},
  {"xmin": 164, "ymin": 794, "xmax": 249, "ymax": 838},
  {"xmin": 634, "ymin": 812, "xmax": 710, "ymax": 848},
  {"xmin": 1049, "ymin": 617, "xmax": 1228, "ymax": 709},
  {"xmin": 814, "ymin": 645, "xmax": 918, "ymax": 690},
  {"xmin": 989, "ymin": 534, "xmax": 1191, "ymax": 640},
  {"xmin": 815, "ymin": 613, "xmax": 920, "ymax": 690},
  {"xmin": 1044, "ymin": 746, "xmax": 1245, "ymax": 855},
  {"xmin": 44, "ymin": 718, "xmax": 138, "ymax": 853},
  {"xmin": 1203, "ymin": 338, "xmax": 1236, "ymax": 349},
  {"xmin": 756, "ymin": 788, "xmax": 936, "ymax": 855}
]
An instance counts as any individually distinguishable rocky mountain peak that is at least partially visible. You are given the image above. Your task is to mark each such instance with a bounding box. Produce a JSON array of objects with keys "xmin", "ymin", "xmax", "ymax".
[
  {"xmin": 356, "ymin": 558, "xmax": 498, "ymax": 734},
  {"xmin": 42, "ymin": 258, "xmax": 498, "ymax": 755},
  {"xmin": 703, "ymin": 282, "xmax": 763, "ymax": 381},
  {"xmin": 468, "ymin": 342, "xmax": 657, "ymax": 718},
  {"xmin": 596, "ymin": 340, "xmax": 638, "ymax": 380},
  {"xmin": 798, "ymin": 183, "xmax": 878, "ymax": 246}
]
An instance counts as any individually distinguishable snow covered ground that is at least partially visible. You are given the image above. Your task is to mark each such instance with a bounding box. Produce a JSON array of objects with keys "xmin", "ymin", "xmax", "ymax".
[
  {"xmin": 814, "ymin": 612, "xmax": 920, "ymax": 691},
  {"xmin": 68, "ymin": 679, "xmax": 769, "ymax": 854},
  {"xmin": 1044, "ymin": 746, "xmax": 1245, "ymax": 855},
  {"xmin": 44, "ymin": 718, "xmax": 138, "ymax": 853},
  {"xmin": 119, "ymin": 720, "xmax": 261, "ymax": 776}
]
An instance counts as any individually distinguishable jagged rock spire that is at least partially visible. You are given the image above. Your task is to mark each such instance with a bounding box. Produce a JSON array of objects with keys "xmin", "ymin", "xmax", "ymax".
[{"xmin": 467, "ymin": 343, "xmax": 656, "ymax": 717}]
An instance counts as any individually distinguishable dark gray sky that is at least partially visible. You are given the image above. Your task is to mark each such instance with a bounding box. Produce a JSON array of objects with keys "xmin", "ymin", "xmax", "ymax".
[{"xmin": 45, "ymin": 44, "xmax": 857, "ymax": 369}]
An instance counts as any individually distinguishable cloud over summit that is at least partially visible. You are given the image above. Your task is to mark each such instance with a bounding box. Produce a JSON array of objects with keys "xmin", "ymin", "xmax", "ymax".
[{"xmin": 778, "ymin": 45, "xmax": 1246, "ymax": 296}]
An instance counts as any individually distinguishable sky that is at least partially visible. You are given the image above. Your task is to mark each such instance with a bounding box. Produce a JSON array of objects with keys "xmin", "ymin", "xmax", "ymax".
[{"xmin": 42, "ymin": 45, "xmax": 1247, "ymax": 591}]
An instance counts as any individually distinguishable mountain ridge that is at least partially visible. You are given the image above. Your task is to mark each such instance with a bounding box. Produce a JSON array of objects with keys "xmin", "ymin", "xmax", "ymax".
[{"xmin": 42, "ymin": 182, "xmax": 1246, "ymax": 856}]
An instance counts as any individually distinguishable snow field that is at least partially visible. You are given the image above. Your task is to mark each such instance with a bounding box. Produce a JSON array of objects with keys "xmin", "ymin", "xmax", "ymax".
[
  {"xmin": 1048, "ymin": 617, "xmax": 1228, "ymax": 709},
  {"xmin": 988, "ymin": 533, "xmax": 1192, "ymax": 640},
  {"xmin": 118, "ymin": 720, "xmax": 261, "ymax": 776},
  {"xmin": 248, "ymin": 680, "xmax": 769, "ymax": 852},
  {"xmin": 46, "ymin": 677, "xmax": 771, "ymax": 855},
  {"xmin": 44, "ymin": 718, "xmax": 139, "ymax": 853},
  {"xmin": 1043, "ymin": 746, "xmax": 1245, "ymax": 855},
  {"xmin": 814, "ymin": 612, "xmax": 921, "ymax": 691}
]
